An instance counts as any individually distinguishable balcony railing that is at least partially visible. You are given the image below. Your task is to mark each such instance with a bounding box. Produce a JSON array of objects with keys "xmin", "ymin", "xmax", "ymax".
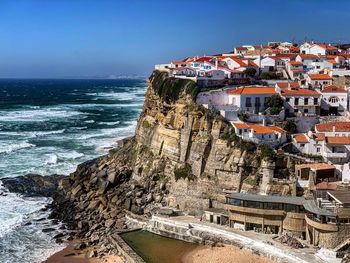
[
  {"xmin": 323, "ymin": 152, "xmax": 347, "ymax": 158},
  {"xmin": 305, "ymin": 215, "xmax": 338, "ymax": 231}
]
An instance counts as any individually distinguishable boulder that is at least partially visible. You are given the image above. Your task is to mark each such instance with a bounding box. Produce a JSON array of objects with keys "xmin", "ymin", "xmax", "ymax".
[{"xmin": 105, "ymin": 219, "xmax": 115, "ymax": 228}]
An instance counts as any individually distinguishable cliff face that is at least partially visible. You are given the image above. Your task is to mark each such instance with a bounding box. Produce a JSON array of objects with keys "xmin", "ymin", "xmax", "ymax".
[
  {"xmin": 133, "ymin": 71, "xmax": 263, "ymax": 212},
  {"xmin": 51, "ymin": 71, "xmax": 295, "ymax": 251}
]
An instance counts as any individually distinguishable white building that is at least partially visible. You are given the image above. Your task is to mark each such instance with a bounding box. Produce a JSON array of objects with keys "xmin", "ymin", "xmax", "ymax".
[
  {"xmin": 279, "ymin": 86, "xmax": 321, "ymax": 116},
  {"xmin": 253, "ymin": 56, "xmax": 282, "ymax": 73},
  {"xmin": 295, "ymin": 54, "xmax": 321, "ymax": 71},
  {"xmin": 320, "ymin": 85, "xmax": 348, "ymax": 115},
  {"xmin": 300, "ymin": 43, "xmax": 339, "ymax": 56},
  {"xmin": 227, "ymin": 86, "xmax": 277, "ymax": 114},
  {"xmin": 306, "ymin": 74, "xmax": 333, "ymax": 88},
  {"xmin": 232, "ymin": 122, "xmax": 287, "ymax": 147}
]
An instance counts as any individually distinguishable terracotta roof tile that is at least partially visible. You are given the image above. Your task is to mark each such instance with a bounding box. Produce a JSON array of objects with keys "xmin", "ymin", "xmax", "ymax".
[
  {"xmin": 227, "ymin": 86, "xmax": 276, "ymax": 95},
  {"xmin": 316, "ymin": 122, "xmax": 350, "ymax": 132},
  {"xmin": 233, "ymin": 122, "xmax": 285, "ymax": 134},
  {"xmin": 280, "ymin": 88, "xmax": 320, "ymax": 96},
  {"xmin": 308, "ymin": 74, "xmax": 332, "ymax": 80},
  {"xmin": 296, "ymin": 163, "xmax": 335, "ymax": 170},
  {"xmin": 322, "ymin": 85, "xmax": 346, "ymax": 93},
  {"xmin": 293, "ymin": 134, "xmax": 309, "ymax": 143},
  {"xmin": 326, "ymin": 136, "xmax": 350, "ymax": 145}
]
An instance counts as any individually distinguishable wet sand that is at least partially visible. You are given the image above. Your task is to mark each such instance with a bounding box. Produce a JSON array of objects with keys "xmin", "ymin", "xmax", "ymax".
[
  {"xmin": 182, "ymin": 245, "xmax": 274, "ymax": 263},
  {"xmin": 43, "ymin": 242, "xmax": 122, "ymax": 263}
]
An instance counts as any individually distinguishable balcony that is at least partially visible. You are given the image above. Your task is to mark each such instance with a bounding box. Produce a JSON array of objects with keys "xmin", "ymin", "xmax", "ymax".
[
  {"xmin": 305, "ymin": 215, "xmax": 338, "ymax": 232},
  {"xmin": 323, "ymin": 152, "xmax": 347, "ymax": 158}
]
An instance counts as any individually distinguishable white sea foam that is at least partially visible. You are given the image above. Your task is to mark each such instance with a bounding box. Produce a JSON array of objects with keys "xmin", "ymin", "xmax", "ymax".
[
  {"xmin": 99, "ymin": 121, "xmax": 120, "ymax": 125},
  {"xmin": 0, "ymin": 108, "xmax": 83, "ymax": 122},
  {"xmin": 28, "ymin": 129, "xmax": 65, "ymax": 138},
  {"xmin": 44, "ymin": 154, "xmax": 58, "ymax": 165},
  {"xmin": 0, "ymin": 141, "xmax": 35, "ymax": 154}
]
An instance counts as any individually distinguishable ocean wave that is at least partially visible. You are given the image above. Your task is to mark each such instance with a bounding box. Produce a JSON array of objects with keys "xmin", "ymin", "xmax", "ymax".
[
  {"xmin": 98, "ymin": 121, "xmax": 120, "ymax": 125},
  {"xmin": 0, "ymin": 141, "xmax": 35, "ymax": 154},
  {"xmin": 0, "ymin": 109, "xmax": 83, "ymax": 122},
  {"xmin": 44, "ymin": 154, "xmax": 58, "ymax": 165},
  {"xmin": 85, "ymin": 90, "xmax": 146, "ymax": 101},
  {"xmin": 28, "ymin": 129, "xmax": 65, "ymax": 138}
]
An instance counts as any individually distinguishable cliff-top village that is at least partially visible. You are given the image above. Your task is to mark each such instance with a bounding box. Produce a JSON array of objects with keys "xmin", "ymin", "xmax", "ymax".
[{"xmin": 155, "ymin": 41, "xmax": 350, "ymax": 262}]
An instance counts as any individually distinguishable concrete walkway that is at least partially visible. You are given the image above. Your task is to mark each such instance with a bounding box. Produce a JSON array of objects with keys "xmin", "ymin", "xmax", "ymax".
[{"xmin": 149, "ymin": 215, "xmax": 324, "ymax": 263}]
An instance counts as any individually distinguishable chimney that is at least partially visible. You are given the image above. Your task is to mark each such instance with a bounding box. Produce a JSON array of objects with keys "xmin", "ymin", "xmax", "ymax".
[
  {"xmin": 333, "ymin": 126, "xmax": 336, "ymax": 135},
  {"xmin": 262, "ymin": 116, "xmax": 267, "ymax": 126},
  {"xmin": 215, "ymin": 58, "xmax": 218, "ymax": 70}
]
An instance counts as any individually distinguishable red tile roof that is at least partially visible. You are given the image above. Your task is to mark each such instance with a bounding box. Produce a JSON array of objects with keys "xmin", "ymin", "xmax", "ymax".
[
  {"xmin": 315, "ymin": 43, "xmax": 338, "ymax": 51},
  {"xmin": 315, "ymin": 181, "xmax": 338, "ymax": 190},
  {"xmin": 275, "ymin": 82, "xmax": 300, "ymax": 89},
  {"xmin": 321, "ymin": 85, "xmax": 347, "ymax": 93},
  {"xmin": 233, "ymin": 122, "xmax": 285, "ymax": 134},
  {"xmin": 308, "ymin": 74, "xmax": 332, "ymax": 80},
  {"xmin": 293, "ymin": 134, "xmax": 309, "ymax": 143},
  {"xmin": 298, "ymin": 54, "xmax": 320, "ymax": 59},
  {"xmin": 296, "ymin": 163, "xmax": 335, "ymax": 171},
  {"xmin": 280, "ymin": 88, "xmax": 320, "ymax": 96},
  {"xmin": 315, "ymin": 133, "xmax": 325, "ymax": 141},
  {"xmin": 289, "ymin": 61, "xmax": 303, "ymax": 65},
  {"xmin": 315, "ymin": 122, "xmax": 350, "ymax": 132},
  {"xmin": 227, "ymin": 86, "xmax": 276, "ymax": 95},
  {"xmin": 326, "ymin": 136, "xmax": 350, "ymax": 145}
]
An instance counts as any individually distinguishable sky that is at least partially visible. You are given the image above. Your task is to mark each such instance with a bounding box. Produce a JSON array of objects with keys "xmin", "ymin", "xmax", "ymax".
[{"xmin": 0, "ymin": 0, "xmax": 350, "ymax": 78}]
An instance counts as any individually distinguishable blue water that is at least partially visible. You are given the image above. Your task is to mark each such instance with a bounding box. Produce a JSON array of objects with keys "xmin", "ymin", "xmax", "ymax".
[{"xmin": 0, "ymin": 78, "xmax": 146, "ymax": 262}]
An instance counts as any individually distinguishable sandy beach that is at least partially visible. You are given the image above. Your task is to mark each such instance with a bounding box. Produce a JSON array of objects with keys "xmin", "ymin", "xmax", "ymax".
[
  {"xmin": 182, "ymin": 245, "xmax": 274, "ymax": 263},
  {"xmin": 43, "ymin": 242, "xmax": 122, "ymax": 263}
]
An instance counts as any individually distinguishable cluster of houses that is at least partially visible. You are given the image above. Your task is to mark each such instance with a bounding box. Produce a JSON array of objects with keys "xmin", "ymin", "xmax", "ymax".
[{"xmin": 155, "ymin": 41, "xmax": 350, "ymax": 258}]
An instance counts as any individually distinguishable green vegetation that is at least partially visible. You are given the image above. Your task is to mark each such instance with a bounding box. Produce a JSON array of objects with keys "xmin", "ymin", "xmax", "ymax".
[
  {"xmin": 174, "ymin": 164, "xmax": 195, "ymax": 181},
  {"xmin": 142, "ymin": 120, "xmax": 151, "ymax": 129},
  {"xmin": 238, "ymin": 112, "xmax": 249, "ymax": 122},
  {"xmin": 283, "ymin": 119, "xmax": 297, "ymax": 134},
  {"xmin": 259, "ymin": 143, "xmax": 277, "ymax": 161},
  {"xmin": 266, "ymin": 94, "xmax": 283, "ymax": 115},
  {"xmin": 220, "ymin": 131, "xmax": 237, "ymax": 143},
  {"xmin": 260, "ymin": 72, "xmax": 278, "ymax": 80},
  {"xmin": 244, "ymin": 68, "xmax": 257, "ymax": 77},
  {"xmin": 151, "ymin": 70, "xmax": 199, "ymax": 103}
]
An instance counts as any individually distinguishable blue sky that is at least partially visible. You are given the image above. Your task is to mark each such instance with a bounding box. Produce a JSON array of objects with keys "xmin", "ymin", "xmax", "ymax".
[{"xmin": 0, "ymin": 0, "xmax": 349, "ymax": 78}]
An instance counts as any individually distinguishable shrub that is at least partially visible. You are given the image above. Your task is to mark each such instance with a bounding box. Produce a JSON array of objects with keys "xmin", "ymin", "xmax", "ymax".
[
  {"xmin": 244, "ymin": 68, "xmax": 257, "ymax": 77},
  {"xmin": 174, "ymin": 164, "xmax": 195, "ymax": 181},
  {"xmin": 220, "ymin": 132, "xmax": 237, "ymax": 143},
  {"xmin": 260, "ymin": 72, "xmax": 272, "ymax": 80},
  {"xmin": 142, "ymin": 120, "xmax": 151, "ymax": 129},
  {"xmin": 266, "ymin": 94, "xmax": 283, "ymax": 115},
  {"xmin": 151, "ymin": 70, "xmax": 199, "ymax": 103},
  {"xmin": 283, "ymin": 120, "xmax": 297, "ymax": 134},
  {"xmin": 238, "ymin": 112, "xmax": 249, "ymax": 122},
  {"xmin": 259, "ymin": 143, "xmax": 277, "ymax": 161}
]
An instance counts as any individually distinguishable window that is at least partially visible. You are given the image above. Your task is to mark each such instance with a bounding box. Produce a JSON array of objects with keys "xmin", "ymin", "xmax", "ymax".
[
  {"xmin": 304, "ymin": 109, "xmax": 308, "ymax": 113},
  {"xmin": 329, "ymin": 96, "xmax": 339, "ymax": 103},
  {"xmin": 304, "ymin": 98, "xmax": 309, "ymax": 105},
  {"xmin": 295, "ymin": 98, "xmax": 299, "ymax": 105},
  {"xmin": 314, "ymin": 98, "xmax": 318, "ymax": 105},
  {"xmin": 286, "ymin": 98, "xmax": 290, "ymax": 102},
  {"xmin": 317, "ymin": 147, "xmax": 320, "ymax": 152},
  {"xmin": 246, "ymin": 97, "xmax": 251, "ymax": 107},
  {"xmin": 294, "ymin": 109, "xmax": 298, "ymax": 113},
  {"xmin": 300, "ymin": 143, "xmax": 305, "ymax": 147}
]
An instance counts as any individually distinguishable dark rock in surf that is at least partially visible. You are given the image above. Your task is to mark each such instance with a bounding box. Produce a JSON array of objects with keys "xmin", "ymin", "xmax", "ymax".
[{"xmin": 0, "ymin": 174, "xmax": 65, "ymax": 197}]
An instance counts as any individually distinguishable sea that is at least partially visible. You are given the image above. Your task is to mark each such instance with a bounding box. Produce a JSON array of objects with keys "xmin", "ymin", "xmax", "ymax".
[{"xmin": 0, "ymin": 78, "xmax": 147, "ymax": 263}]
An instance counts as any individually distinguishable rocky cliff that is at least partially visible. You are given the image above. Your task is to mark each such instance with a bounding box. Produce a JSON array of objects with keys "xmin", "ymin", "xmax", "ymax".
[{"xmin": 51, "ymin": 71, "xmax": 297, "ymax": 255}]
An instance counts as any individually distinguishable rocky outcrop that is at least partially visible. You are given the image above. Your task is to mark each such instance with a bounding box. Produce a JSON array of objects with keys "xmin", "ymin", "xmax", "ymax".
[
  {"xmin": 50, "ymin": 71, "xmax": 297, "ymax": 257},
  {"xmin": 0, "ymin": 174, "xmax": 65, "ymax": 197}
]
